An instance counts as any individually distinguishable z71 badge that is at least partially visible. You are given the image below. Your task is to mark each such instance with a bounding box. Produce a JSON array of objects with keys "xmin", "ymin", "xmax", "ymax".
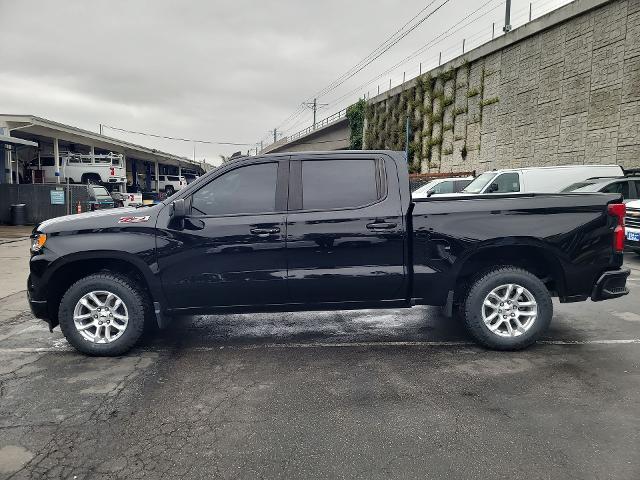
[{"xmin": 118, "ymin": 216, "xmax": 150, "ymax": 224}]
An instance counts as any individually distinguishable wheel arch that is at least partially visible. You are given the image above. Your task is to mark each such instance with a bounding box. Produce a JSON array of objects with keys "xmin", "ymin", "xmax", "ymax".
[
  {"xmin": 43, "ymin": 251, "xmax": 164, "ymax": 328},
  {"xmin": 453, "ymin": 241, "xmax": 567, "ymax": 299}
]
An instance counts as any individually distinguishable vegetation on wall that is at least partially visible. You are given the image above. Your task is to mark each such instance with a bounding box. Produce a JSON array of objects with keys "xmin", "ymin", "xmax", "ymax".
[
  {"xmin": 346, "ymin": 99, "xmax": 367, "ymax": 150},
  {"xmin": 363, "ymin": 58, "xmax": 499, "ymax": 173}
]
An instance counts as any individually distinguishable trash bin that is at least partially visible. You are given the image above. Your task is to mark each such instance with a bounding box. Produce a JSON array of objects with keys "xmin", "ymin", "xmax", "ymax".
[{"xmin": 10, "ymin": 204, "xmax": 26, "ymax": 226}]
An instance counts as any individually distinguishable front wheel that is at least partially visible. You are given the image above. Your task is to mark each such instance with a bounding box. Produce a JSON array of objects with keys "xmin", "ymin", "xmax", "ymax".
[
  {"xmin": 165, "ymin": 186, "xmax": 175, "ymax": 196},
  {"xmin": 462, "ymin": 267, "xmax": 553, "ymax": 350},
  {"xmin": 58, "ymin": 272, "xmax": 148, "ymax": 356}
]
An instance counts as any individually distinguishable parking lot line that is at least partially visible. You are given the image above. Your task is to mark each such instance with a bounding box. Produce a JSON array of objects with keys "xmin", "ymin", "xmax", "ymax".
[{"xmin": 1, "ymin": 338, "xmax": 639, "ymax": 354}]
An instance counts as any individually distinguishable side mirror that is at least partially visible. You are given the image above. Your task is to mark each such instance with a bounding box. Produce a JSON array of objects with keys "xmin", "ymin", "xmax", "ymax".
[
  {"xmin": 488, "ymin": 183, "xmax": 499, "ymax": 193},
  {"xmin": 170, "ymin": 198, "xmax": 186, "ymax": 220}
]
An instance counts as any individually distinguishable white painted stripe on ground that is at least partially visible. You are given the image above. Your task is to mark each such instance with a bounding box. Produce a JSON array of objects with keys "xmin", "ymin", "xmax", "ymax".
[{"xmin": 0, "ymin": 338, "xmax": 639, "ymax": 354}]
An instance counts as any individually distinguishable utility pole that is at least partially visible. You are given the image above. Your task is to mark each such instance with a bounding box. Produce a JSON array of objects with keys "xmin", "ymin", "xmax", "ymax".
[
  {"xmin": 302, "ymin": 98, "xmax": 328, "ymax": 129},
  {"xmin": 503, "ymin": 0, "xmax": 512, "ymax": 32},
  {"xmin": 99, "ymin": 124, "xmax": 103, "ymax": 135},
  {"xmin": 272, "ymin": 128, "xmax": 278, "ymax": 143}
]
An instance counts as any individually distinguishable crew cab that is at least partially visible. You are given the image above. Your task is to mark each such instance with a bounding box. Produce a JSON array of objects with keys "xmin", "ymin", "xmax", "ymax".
[{"xmin": 27, "ymin": 151, "xmax": 629, "ymax": 356}]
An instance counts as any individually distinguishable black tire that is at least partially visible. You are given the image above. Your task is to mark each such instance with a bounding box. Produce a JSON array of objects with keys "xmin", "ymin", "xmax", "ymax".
[
  {"xmin": 165, "ymin": 186, "xmax": 175, "ymax": 196},
  {"xmin": 462, "ymin": 266, "xmax": 553, "ymax": 351},
  {"xmin": 58, "ymin": 272, "xmax": 148, "ymax": 356}
]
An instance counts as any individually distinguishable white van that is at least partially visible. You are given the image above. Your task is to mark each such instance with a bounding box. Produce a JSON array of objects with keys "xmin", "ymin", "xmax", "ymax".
[
  {"xmin": 461, "ymin": 165, "xmax": 624, "ymax": 195},
  {"xmin": 33, "ymin": 152, "xmax": 126, "ymax": 184}
]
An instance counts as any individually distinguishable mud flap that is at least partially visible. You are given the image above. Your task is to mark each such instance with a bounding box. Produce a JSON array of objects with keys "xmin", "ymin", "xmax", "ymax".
[
  {"xmin": 441, "ymin": 290, "xmax": 454, "ymax": 318},
  {"xmin": 154, "ymin": 302, "xmax": 172, "ymax": 329}
]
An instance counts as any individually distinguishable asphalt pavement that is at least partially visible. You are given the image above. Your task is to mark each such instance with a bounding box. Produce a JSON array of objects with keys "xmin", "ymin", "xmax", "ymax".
[{"xmin": 0, "ymin": 240, "xmax": 638, "ymax": 479}]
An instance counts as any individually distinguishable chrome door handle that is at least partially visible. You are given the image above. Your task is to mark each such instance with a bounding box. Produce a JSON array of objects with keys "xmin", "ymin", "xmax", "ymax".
[
  {"xmin": 250, "ymin": 227, "xmax": 280, "ymax": 237},
  {"xmin": 366, "ymin": 222, "xmax": 397, "ymax": 230}
]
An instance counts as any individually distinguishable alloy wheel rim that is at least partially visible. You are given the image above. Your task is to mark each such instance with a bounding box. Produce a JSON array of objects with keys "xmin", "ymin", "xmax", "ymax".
[
  {"xmin": 481, "ymin": 283, "xmax": 537, "ymax": 337},
  {"xmin": 73, "ymin": 290, "xmax": 129, "ymax": 344}
]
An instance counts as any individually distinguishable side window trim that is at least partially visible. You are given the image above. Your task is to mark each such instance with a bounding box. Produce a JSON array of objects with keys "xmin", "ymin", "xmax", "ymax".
[
  {"xmin": 187, "ymin": 159, "xmax": 288, "ymax": 218},
  {"xmin": 289, "ymin": 157, "xmax": 387, "ymax": 213}
]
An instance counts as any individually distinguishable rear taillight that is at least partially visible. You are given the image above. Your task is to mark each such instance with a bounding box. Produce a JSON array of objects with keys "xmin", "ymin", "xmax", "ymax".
[{"xmin": 608, "ymin": 203, "xmax": 625, "ymax": 253}]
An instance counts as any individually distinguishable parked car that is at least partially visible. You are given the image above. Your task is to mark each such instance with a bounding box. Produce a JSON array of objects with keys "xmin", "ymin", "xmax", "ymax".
[
  {"xmin": 625, "ymin": 199, "xmax": 640, "ymax": 253},
  {"xmin": 32, "ymin": 152, "xmax": 126, "ymax": 185},
  {"xmin": 28, "ymin": 151, "xmax": 629, "ymax": 356},
  {"xmin": 561, "ymin": 177, "xmax": 640, "ymax": 202},
  {"xmin": 87, "ymin": 185, "xmax": 115, "ymax": 210},
  {"xmin": 460, "ymin": 165, "xmax": 624, "ymax": 195},
  {"xmin": 412, "ymin": 176, "xmax": 473, "ymax": 198},
  {"xmin": 151, "ymin": 175, "xmax": 187, "ymax": 195}
]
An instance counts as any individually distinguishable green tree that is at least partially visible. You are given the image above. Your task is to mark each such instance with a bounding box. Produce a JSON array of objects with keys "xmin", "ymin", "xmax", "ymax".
[{"xmin": 346, "ymin": 99, "xmax": 367, "ymax": 150}]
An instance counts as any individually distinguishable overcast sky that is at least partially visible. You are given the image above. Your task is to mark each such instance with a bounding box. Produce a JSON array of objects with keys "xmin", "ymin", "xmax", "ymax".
[{"xmin": 0, "ymin": 0, "xmax": 571, "ymax": 166}]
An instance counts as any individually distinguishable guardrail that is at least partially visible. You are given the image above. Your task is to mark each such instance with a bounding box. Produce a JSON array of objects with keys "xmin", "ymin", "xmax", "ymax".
[{"xmin": 286, "ymin": 108, "xmax": 348, "ymax": 143}]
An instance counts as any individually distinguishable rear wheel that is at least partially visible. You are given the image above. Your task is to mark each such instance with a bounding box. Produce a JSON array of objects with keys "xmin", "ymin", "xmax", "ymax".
[
  {"xmin": 462, "ymin": 267, "xmax": 552, "ymax": 350},
  {"xmin": 58, "ymin": 272, "xmax": 148, "ymax": 356}
]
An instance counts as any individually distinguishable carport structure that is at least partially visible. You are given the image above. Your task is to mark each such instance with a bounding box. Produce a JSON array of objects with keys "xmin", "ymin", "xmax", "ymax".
[
  {"xmin": 0, "ymin": 133, "xmax": 38, "ymax": 184},
  {"xmin": 0, "ymin": 114, "xmax": 206, "ymax": 191}
]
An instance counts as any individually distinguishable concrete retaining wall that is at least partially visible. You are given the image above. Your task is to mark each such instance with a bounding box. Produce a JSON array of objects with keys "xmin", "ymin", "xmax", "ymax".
[{"xmin": 364, "ymin": 0, "xmax": 640, "ymax": 174}]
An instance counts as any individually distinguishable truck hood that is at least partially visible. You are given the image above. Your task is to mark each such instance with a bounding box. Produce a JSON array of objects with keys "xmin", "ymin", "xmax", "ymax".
[{"xmin": 36, "ymin": 205, "xmax": 161, "ymax": 234}]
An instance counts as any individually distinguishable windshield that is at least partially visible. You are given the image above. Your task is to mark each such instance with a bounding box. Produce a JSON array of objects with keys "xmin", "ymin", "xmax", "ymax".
[
  {"xmin": 462, "ymin": 172, "xmax": 496, "ymax": 193},
  {"xmin": 561, "ymin": 181, "xmax": 599, "ymax": 192},
  {"xmin": 92, "ymin": 186, "xmax": 111, "ymax": 199},
  {"xmin": 569, "ymin": 183, "xmax": 608, "ymax": 193}
]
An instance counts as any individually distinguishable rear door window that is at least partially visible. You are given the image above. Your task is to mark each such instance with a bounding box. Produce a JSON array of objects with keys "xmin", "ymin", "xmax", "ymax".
[{"xmin": 301, "ymin": 159, "xmax": 382, "ymax": 210}]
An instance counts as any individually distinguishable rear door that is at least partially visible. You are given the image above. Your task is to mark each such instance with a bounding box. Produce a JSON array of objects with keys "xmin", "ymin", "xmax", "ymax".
[{"xmin": 285, "ymin": 153, "xmax": 406, "ymax": 304}]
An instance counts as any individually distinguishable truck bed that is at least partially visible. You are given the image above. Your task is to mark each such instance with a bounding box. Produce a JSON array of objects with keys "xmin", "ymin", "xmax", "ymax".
[{"xmin": 410, "ymin": 192, "xmax": 623, "ymax": 305}]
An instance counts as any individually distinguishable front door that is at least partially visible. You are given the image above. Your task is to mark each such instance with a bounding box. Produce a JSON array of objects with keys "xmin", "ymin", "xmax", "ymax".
[
  {"xmin": 157, "ymin": 159, "xmax": 289, "ymax": 310},
  {"xmin": 285, "ymin": 154, "xmax": 406, "ymax": 305}
]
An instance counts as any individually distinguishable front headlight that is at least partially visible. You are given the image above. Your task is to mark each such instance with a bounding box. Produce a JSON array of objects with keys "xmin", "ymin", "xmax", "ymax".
[{"xmin": 30, "ymin": 233, "xmax": 47, "ymax": 254}]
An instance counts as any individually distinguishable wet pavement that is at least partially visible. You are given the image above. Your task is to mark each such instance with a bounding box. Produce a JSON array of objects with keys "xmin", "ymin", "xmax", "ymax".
[{"xmin": 0, "ymin": 252, "xmax": 639, "ymax": 479}]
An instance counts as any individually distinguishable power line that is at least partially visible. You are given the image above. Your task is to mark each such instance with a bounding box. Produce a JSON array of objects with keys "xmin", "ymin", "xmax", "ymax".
[
  {"xmin": 311, "ymin": 0, "xmax": 443, "ymax": 100},
  {"xmin": 312, "ymin": 0, "xmax": 451, "ymax": 100},
  {"xmin": 102, "ymin": 124, "xmax": 258, "ymax": 146},
  {"xmin": 267, "ymin": 0, "xmax": 450, "ymax": 144},
  {"xmin": 324, "ymin": 0, "xmax": 501, "ymax": 109}
]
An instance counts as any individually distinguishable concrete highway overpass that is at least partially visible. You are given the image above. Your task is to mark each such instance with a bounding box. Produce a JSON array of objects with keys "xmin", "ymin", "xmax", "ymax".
[{"xmin": 262, "ymin": 110, "xmax": 350, "ymax": 154}]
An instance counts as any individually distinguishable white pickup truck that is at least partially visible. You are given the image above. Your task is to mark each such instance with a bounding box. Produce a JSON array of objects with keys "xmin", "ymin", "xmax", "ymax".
[{"xmin": 33, "ymin": 152, "xmax": 126, "ymax": 185}]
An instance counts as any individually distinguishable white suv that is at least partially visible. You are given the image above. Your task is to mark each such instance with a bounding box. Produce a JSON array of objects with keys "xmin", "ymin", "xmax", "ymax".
[{"xmin": 152, "ymin": 175, "xmax": 187, "ymax": 195}]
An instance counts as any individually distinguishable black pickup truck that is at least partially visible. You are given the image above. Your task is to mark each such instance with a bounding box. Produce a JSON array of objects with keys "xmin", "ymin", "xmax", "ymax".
[{"xmin": 28, "ymin": 151, "xmax": 629, "ymax": 356}]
